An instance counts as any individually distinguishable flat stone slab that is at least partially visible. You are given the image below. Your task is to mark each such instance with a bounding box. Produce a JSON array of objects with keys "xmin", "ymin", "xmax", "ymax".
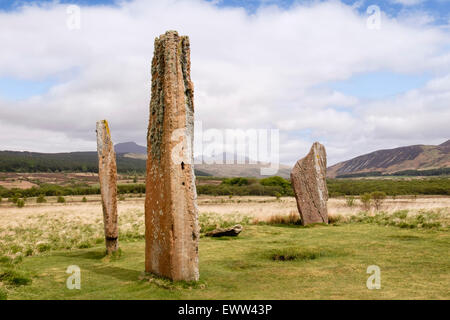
[{"xmin": 205, "ymin": 224, "xmax": 243, "ymax": 237}]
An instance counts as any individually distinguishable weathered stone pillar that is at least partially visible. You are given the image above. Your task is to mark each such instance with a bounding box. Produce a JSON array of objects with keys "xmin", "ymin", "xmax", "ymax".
[
  {"xmin": 145, "ymin": 31, "xmax": 199, "ymax": 281},
  {"xmin": 291, "ymin": 142, "xmax": 329, "ymax": 225},
  {"xmin": 96, "ymin": 120, "xmax": 119, "ymax": 254}
]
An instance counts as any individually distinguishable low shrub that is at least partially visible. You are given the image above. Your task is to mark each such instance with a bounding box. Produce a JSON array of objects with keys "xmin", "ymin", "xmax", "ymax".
[
  {"xmin": 328, "ymin": 214, "xmax": 345, "ymax": 224},
  {"xmin": 16, "ymin": 199, "xmax": 25, "ymax": 208},
  {"xmin": 256, "ymin": 212, "xmax": 301, "ymax": 225},
  {"xmin": 36, "ymin": 195, "xmax": 47, "ymax": 203},
  {"xmin": 0, "ymin": 269, "xmax": 32, "ymax": 286},
  {"xmin": 345, "ymin": 196, "xmax": 355, "ymax": 207},
  {"xmin": 199, "ymin": 212, "xmax": 252, "ymax": 234},
  {"xmin": 360, "ymin": 193, "xmax": 372, "ymax": 210},
  {"xmin": 349, "ymin": 210, "xmax": 445, "ymax": 230},
  {"xmin": 371, "ymin": 191, "xmax": 387, "ymax": 211},
  {"xmin": 0, "ymin": 287, "xmax": 7, "ymax": 300}
]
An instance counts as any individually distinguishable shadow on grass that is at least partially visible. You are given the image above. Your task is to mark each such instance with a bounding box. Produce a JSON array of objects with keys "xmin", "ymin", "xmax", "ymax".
[
  {"xmin": 54, "ymin": 250, "xmax": 106, "ymax": 261},
  {"xmin": 388, "ymin": 235, "xmax": 423, "ymax": 241},
  {"xmin": 208, "ymin": 236, "xmax": 241, "ymax": 241},
  {"xmin": 86, "ymin": 265, "xmax": 142, "ymax": 282},
  {"xmin": 256, "ymin": 222, "xmax": 329, "ymax": 229},
  {"xmin": 261, "ymin": 247, "xmax": 349, "ymax": 262}
]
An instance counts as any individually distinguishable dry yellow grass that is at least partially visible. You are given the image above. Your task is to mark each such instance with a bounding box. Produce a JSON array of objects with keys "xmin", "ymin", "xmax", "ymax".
[
  {"xmin": 1, "ymin": 194, "xmax": 448, "ymax": 300},
  {"xmin": 0, "ymin": 195, "xmax": 450, "ymax": 227},
  {"xmin": 0, "ymin": 180, "xmax": 37, "ymax": 189},
  {"xmin": 197, "ymin": 195, "xmax": 450, "ymax": 221},
  {"xmin": 1, "ymin": 195, "xmax": 448, "ymax": 228}
]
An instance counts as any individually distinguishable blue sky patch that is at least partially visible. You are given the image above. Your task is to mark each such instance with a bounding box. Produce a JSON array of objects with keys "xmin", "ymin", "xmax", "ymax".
[
  {"xmin": 1, "ymin": 0, "xmax": 449, "ymax": 26},
  {"xmin": 0, "ymin": 0, "xmax": 122, "ymax": 11},
  {"xmin": 325, "ymin": 71, "xmax": 430, "ymax": 100},
  {"xmin": 210, "ymin": 0, "xmax": 450, "ymax": 25},
  {"xmin": 0, "ymin": 77, "xmax": 56, "ymax": 101}
]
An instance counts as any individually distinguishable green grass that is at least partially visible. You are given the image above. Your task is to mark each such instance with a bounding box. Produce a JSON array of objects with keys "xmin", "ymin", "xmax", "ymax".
[
  {"xmin": 0, "ymin": 269, "xmax": 32, "ymax": 286},
  {"xmin": 2, "ymin": 223, "xmax": 449, "ymax": 300}
]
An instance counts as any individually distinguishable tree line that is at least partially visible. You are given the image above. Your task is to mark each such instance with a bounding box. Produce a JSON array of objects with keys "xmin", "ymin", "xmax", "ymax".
[
  {"xmin": 2, "ymin": 176, "xmax": 448, "ymax": 200},
  {"xmin": 0, "ymin": 151, "xmax": 146, "ymax": 173}
]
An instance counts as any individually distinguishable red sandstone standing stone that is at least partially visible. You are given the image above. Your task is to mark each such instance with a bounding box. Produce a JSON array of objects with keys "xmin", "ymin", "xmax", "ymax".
[
  {"xmin": 96, "ymin": 120, "xmax": 119, "ymax": 254},
  {"xmin": 291, "ymin": 142, "xmax": 329, "ymax": 225},
  {"xmin": 145, "ymin": 31, "xmax": 199, "ymax": 281}
]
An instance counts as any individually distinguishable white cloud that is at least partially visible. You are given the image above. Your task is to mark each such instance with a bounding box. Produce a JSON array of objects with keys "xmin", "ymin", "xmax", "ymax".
[{"xmin": 0, "ymin": 0, "xmax": 449, "ymax": 165}]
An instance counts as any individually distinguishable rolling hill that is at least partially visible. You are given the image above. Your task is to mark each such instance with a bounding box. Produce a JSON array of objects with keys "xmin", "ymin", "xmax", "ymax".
[
  {"xmin": 0, "ymin": 143, "xmax": 291, "ymax": 178},
  {"xmin": 122, "ymin": 147, "xmax": 292, "ymax": 178},
  {"xmin": 2, "ymin": 140, "xmax": 448, "ymax": 178},
  {"xmin": 327, "ymin": 140, "xmax": 450, "ymax": 178},
  {"xmin": 0, "ymin": 151, "xmax": 146, "ymax": 173},
  {"xmin": 115, "ymin": 142, "xmax": 147, "ymax": 154}
]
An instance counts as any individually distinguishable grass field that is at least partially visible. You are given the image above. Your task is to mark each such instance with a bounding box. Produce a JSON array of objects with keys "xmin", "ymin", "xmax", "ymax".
[
  {"xmin": 2, "ymin": 223, "xmax": 449, "ymax": 299},
  {"xmin": 0, "ymin": 196, "xmax": 449, "ymax": 300}
]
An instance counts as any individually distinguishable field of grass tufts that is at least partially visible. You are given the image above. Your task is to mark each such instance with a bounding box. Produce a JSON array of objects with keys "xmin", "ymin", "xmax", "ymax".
[{"xmin": 0, "ymin": 208, "xmax": 448, "ymax": 300}]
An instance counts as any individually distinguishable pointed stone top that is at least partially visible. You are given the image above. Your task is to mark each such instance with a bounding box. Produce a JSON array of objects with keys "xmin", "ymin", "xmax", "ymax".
[
  {"xmin": 155, "ymin": 30, "xmax": 189, "ymax": 43},
  {"xmin": 96, "ymin": 120, "xmax": 113, "ymax": 155},
  {"xmin": 164, "ymin": 30, "xmax": 179, "ymax": 36},
  {"xmin": 96, "ymin": 119, "xmax": 110, "ymax": 135},
  {"xmin": 311, "ymin": 141, "xmax": 325, "ymax": 156}
]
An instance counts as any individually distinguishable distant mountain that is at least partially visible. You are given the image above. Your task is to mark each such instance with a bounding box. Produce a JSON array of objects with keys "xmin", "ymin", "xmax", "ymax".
[
  {"xmin": 115, "ymin": 142, "xmax": 147, "ymax": 154},
  {"xmin": 439, "ymin": 139, "xmax": 450, "ymax": 148},
  {"xmin": 0, "ymin": 145, "xmax": 291, "ymax": 178},
  {"xmin": 327, "ymin": 140, "xmax": 450, "ymax": 178},
  {"xmin": 121, "ymin": 147, "xmax": 292, "ymax": 178}
]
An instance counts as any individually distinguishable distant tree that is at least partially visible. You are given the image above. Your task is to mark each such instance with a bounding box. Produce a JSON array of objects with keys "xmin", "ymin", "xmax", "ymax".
[
  {"xmin": 345, "ymin": 196, "xmax": 355, "ymax": 207},
  {"xmin": 370, "ymin": 191, "xmax": 387, "ymax": 211},
  {"xmin": 360, "ymin": 193, "xmax": 372, "ymax": 211},
  {"xmin": 16, "ymin": 199, "xmax": 25, "ymax": 208}
]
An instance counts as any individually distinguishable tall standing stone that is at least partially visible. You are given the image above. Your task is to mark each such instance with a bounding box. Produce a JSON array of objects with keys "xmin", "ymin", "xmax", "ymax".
[
  {"xmin": 96, "ymin": 120, "xmax": 119, "ymax": 254},
  {"xmin": 291, "ymin": 142, "xmax": 329, "ymax": 225},
  {"xmin": 145, "ymin": 31, "xmax": 199, "ymax": 281}
]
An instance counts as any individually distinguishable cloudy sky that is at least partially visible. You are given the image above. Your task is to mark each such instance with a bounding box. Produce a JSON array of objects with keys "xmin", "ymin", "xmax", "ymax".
[{"xmin": 0, "ymin": 0, "xmax": 449, "ymax": 166}]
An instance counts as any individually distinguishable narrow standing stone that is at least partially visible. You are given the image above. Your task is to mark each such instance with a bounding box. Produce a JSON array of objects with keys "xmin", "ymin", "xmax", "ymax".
[
  {"xmin": 145, "ymin": 31, "xmax": 199, "ymax": 281},
  {"xmin": 291, "ymin": 142, "xmax": 329, "ymax": 225},
  {"xmin": 96, "ymin": 120, "xmax": 119, "ymax": 254}
]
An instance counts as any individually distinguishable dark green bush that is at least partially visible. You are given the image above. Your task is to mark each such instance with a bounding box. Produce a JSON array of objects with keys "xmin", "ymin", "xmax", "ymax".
[
  {"xmin": 0, "ymin": 177, "xmax": 448, "ymax": 199},
  {"xmin": 16, "ymin": 199, "xmax": 25, "ymax": 208},
  {"xmin": 222, "ymin": 177, "xmax": 253, "ymax": 186}
]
